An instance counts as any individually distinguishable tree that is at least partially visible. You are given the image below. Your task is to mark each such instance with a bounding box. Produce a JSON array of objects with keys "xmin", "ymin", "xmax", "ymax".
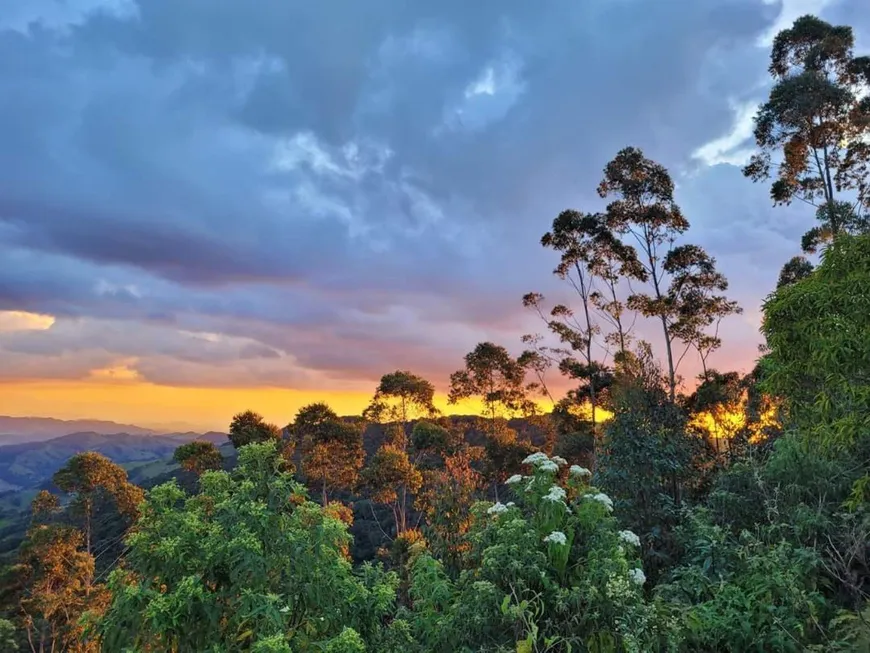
[
  {"xmin": 761, "ymin": 233, "xmax": 870, "ymax": 446},
  {"xmin": 448, "ymin": 342, "xmax": 536, "ymax": 431},
  {"xmin": 664, "ymin": 244, "xmax": 741, "ymax": 380},
  {"xmin": 416, "ymin": 449, "xmax": 484, "ymax": 574},
  {"xmin": 743, "ymin": 15, "xmax": 870, "ymax": 251},
  {"xmin": 480, "ymin": 423, "xmax": 535, "ymax": 501},
  {"xmin": 0, "ymin": 619, "xmax": 17, "ymax": 652},
  {"xmin": 686, "ymin": 370, "xmax": 748, "ymax": 457},
  {"xmin": 292, "ymin": 403, "xmax": 364, "ymax": 506},
  {"xmin": 777, "ymin": 255, "xmax": 814, "ymax": 288},
  {"xmin": 363, "ymin": 371, "xmax": 439, "ymax": 448},
  {"xmin": 597, "ymin": 345, "xmax": 708, "ymax": 581},
  {"xmin": 597, "ymin": 147, "xmax": 689, "ymax": 401},
  {"xmin": 362, "ymin": 445, "xmax": 423, "ymax": 535},
  {"xmin": 527, "ymin": 210, "xmax": 643, "ymax": 432},
  {"xmin": 537, "ymin": 211, "xmax": 603, "ymax": 424},
  {"xmin": 597, "ymin": 147, "xmax": 738, "ymax": 400},
  {"xmin": 16, "ymin": 524, "xmax": 105, "ymax": 653},
  {"xmin": 228, "ymin": 409, "xmax": 282, "ymax": 449},
  {"xmin": 173, "ymin": 440, "xmax": 223, "ymax": 476},
  {"xmin": 410, "ymin": 419, "xmax": 465, "ymax": 464},
  {"xmin": 95, "ymin": 441, "xmax": 398, "ymax": 651},
  {"xmin": 52, "ymin": 452, "xmax": 143, "ymax": 556}
]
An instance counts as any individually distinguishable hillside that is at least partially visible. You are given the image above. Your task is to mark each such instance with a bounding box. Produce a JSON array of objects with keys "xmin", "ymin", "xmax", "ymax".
[
  {"xmin": 0, "ymin": 430, "xmax": 225, "ymax": 491},
  {"xmin": 0, "ymin": 416, "xmax": 159, "ymax": 445}
]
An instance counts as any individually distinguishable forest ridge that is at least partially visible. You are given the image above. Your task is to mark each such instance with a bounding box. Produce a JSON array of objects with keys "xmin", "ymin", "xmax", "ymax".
[{"xmin": 0, "ymin": 13, "xmax": 869, "ymax": 653}]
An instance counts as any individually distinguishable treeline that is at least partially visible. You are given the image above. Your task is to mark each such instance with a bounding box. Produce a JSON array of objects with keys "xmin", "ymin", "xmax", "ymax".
[{"xmin": 1, "ymin": 14, "xmax": 869, "ymax": 652}]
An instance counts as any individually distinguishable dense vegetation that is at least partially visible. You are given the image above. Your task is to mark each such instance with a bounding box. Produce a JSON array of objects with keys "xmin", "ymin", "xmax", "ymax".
[{"xmin": 1, "ymin": 14, "xmax": 869, "ymax": 652}]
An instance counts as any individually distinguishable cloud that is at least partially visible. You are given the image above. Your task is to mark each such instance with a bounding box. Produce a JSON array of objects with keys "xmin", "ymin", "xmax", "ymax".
[
  {"xmin": 0, "ymin": 0, "xmax": 867, "ymax": 398},
  {"xmin": 0, "ymin": 311, "xmax": 55, "ymax": 332},
  {"xmin": 692, "ymin": 100, "xmax": 759, "ymax": 167}
]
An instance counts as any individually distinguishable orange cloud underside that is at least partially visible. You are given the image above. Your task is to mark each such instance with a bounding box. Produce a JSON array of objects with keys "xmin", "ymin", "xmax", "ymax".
[{"xmin": 0, "ymin": 379, "xmax": 517, "ymax": 433}]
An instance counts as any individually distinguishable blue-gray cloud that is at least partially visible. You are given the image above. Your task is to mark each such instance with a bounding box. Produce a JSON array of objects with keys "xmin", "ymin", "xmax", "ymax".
[{"xmin": 0, "ymin": 0, "xmax": 866, "ymax": 393}]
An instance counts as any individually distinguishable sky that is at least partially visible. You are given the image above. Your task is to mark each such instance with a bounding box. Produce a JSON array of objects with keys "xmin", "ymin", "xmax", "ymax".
[{"xmin": 0, "ymin": 0, "xmax": 867, "ymax": 432}]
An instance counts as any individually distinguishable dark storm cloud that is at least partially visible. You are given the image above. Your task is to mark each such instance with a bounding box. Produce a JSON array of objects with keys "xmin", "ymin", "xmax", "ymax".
[{"xmin": 0, "ymin": 0, "xmax": 865, "ymax": 389}]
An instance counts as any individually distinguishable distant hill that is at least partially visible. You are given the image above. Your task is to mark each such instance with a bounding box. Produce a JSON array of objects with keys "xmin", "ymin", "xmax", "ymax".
[
  {"xmin": 0, "ymin": 430, "xmax": 226, "ymax": 491},
  {"xmin": 0, "ymin": 416, "xmax": 159, "ymax": 445}
]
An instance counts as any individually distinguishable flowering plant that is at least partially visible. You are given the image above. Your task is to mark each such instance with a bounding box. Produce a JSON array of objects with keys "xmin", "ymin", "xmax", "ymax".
[{"xmin": 407, "ymin": 452, "xmax": 675, "ymax": 652}]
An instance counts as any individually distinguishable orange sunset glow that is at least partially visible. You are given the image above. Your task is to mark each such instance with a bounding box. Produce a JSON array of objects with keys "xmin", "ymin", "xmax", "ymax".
[{"xmin": 0, "ymin": 378, "xmax": 508, "ymax": 432}]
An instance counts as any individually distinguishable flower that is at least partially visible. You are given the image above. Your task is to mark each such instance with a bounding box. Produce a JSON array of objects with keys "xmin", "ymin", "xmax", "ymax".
[
  {"xmin": 543, "ymin": 485, "xmax": 567, "ymax": 503},
  {"xmin": 618, "ymin": 530, "xmax": 641, "ymax": 547},
  {"xmin": 628, "ymin": 567, "xmax": 646, "ymax": 586},
  {"xmin": 522, "ymin": 452, "xmax": 550, "ymax": 466},
  {"xmin": 585, "ymin": 492, "xmax": 614, "ymax": 512},
  {"xmin": 487, "ymin": 502, "xmax": 508, "ymax": 515},
  {"xmin": 505, "ymin": 501, "xmax": 515, "ymax": 507},
  {"xmin": 543, "ymin": 531, "xmax": 567, "ymax": 546},
  {"xmin": 506, "ymin": 474, "xmax": 524, "ymax": 485},
  {"xmin": 569, "ymin": 465, "xmax": 592, "ymax": 478},
  {"xmin": 551, "ymin": 456, "xmax": 568, "ymax": 467},
  {"xmin": 539, "ymin": 460, "xmax": 559, "ymax": 473}
]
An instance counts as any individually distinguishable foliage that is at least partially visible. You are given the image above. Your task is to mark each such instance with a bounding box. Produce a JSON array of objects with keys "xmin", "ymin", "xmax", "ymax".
[
  {"xmin": 743, "ymin": 15, "xmax": 870, "ymax": 234},
  {"xmin": 416, "ymin": 449, "xmax": 484, "ymax": 572},
  {"xmin": 361, "ymin": 444, "xmax": 423, "ymax": 535},
  {"xmin": 15, "ymin": 523, "xmax": 107, "ymax": 652},
  {"xmin": 597, "ymin": 378, "xmax": 709, "ymax": 582},
  {"xmin": 0, "ymin": 618, "xmax": 17, "ymax": 651},
  {"xmin": 293, "ymin": 403, "xmax": 365, "ymax": 505},
  {"xmin": 407, "ymin": 452, "xmax": 674, "ymax": 652},
  {"xmin": 363, "ymin": 371, "xmax": 439, "ymax": 427},
  {"xmin": 449, "ymin": 342, "xmax": 537, "ymax": 424},
  {"xmin": 776, "ymin": 255, "xmax": 814, "ymax": 288},
  {"xmin": 228, "ymin": 410, "xmax": 283, "ymax": 450},
  {"xmin": 596, "ymin": 147, "xmax": 737, "ymax": 402},
  {"xmin": 657, "ymin": 510, "xmax": 834, "ymax": 651},
  {"xmin": 95, "ymin": 441, "xmax": 398, "ymax": 651},
  {"xmin": 761, "ymin": 233, "xmax": 870, "ymax": 446},
  {"xmin": 52, "ymin": 452, "xmax": 144, "ymax": 555},
  {"xmin": 173, "ymin": 440, "xmax": 223, "ymax": 476}
]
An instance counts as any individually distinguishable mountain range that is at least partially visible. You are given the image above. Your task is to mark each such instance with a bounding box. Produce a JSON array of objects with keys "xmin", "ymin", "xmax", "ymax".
[
  {"xmin": 0, "ymin": 416, "xmax": 162, "ymax": 445},
  {"xmin": 0, "ymin": 429, "xmax": 226, "ymax": 492}
]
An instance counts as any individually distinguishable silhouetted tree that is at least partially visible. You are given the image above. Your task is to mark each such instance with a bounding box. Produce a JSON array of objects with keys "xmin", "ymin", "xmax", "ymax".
[
  {"xmin": 743, "ymin": 15, "xmax": 870, "ymax": 252},
  {"xmin": 597, "ymin": 147, "xmax": 689, "ymax": 401},
  {"xmin": 292, "ymin": 403, "xmax": 364, "ymax": 505},
  {"xmin": 228, "ymin": 410, "xmax": 282, "ymax": 449},
  {"xmin": 664, "ymin": 244, "xmax": 741, "ymax": 380},
  {"xmin": 364, "ymin": 371, "xmax": 439, "ymax": 451},
  {"xmin": 448, "ymin": 342, "xmax": 536, "ymax": 432},
  {"xmin": 777, "ymin": 255, "xmax": 814, "ymax": 288},
  {"xmin": 362, "ymin": 445, "xmax": 423, "ymax": 535},
  {"xmin": 52, "ymin": 453, "xmax": 143, "ymax": 555},
  {"xmin": 173, "ymin": 441, "xmax": 223, "ymax": 476}
]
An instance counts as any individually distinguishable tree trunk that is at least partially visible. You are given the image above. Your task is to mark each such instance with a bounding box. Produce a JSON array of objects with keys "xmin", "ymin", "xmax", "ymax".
[
  {"xmin": 661, "ymin": 315, "xmax": 677, "ymax": 402},
  {"xmin": 575, "ymin": 262, "xmax": 597, "ymax": 432},
  {"xmin": 85, "ymin": 496, "xmax": 92, "ymax": 556},
  {"xmin": 609, "ymin": 277, "xmax": 627, "ymax": 357}
]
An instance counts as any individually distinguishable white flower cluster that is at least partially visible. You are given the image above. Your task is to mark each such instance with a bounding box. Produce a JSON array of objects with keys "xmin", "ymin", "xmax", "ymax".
[
  {"xmin": 522, "ymin": 452, "xmax": 550, "ymax": 466},
  {"xmin": 538, "ymin": 460, "xmax": 559, "ymax": 473},
  {"xmin": 487, "ymin": 502, "xmax": 508, "ymax": 515},
  {"xmin": 551, "ymin": 455, "xmax": 568, "ymax": 467},
  {"xmin": 618, "ymin": 530, "xmax": 641, "ymax": 548},
  {"xmin": 586, "ymin": 492, "xmax": 614, "ymax": 512},
  {"xmin": 543, "ymin": 531, "xmax": 567, "ymax": 546},
  {"xmin": 543, "ymin": 485, "xmax": 567, "ymax": 503},
  {"xmin": 569, "ymin": 465, "xmax": 592, "ymax": 478},
  {"xmin": 506, "ymin": 501, "xmax": 515, "ymax": 507},
  {"xmin": 628, "ymin": 567, "xmax": 646, "ymax": 586},
  {"xmin": 506, "ymin": 474, "xmax": 524, "ymax": 485}
]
